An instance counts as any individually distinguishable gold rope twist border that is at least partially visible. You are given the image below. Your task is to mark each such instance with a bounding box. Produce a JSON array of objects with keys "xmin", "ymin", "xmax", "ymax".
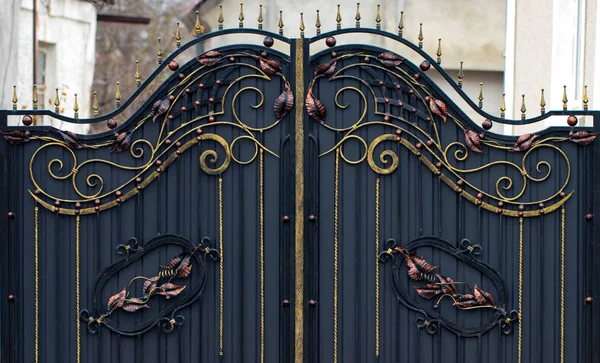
[
  {"xmin": 333, "ymin": 148, "xmax": 340, "ymax": 363},
  {"xmin": 259, "ymin": 149, "xmax": 265, "ymax": 363},
  {"xmin": 518, "ymin": 217, "xmax": 523, "ymax": 363},
  {"xmin": 219, "ymin": 177, "xmax": 224, "ymax": 357},
  {"xmin": 560, "ymin": 206, "xmax": 565, "ymax": 363},
  {"xmin": 34, "ymin": 206, "xmax": 39, "ymax": 363},
  {"xmin": 76, "ymin": 214, "xmax": 81, "ymax": 363},
  {"xmin": 375, "ymin": 178, "xmax": 380, "ymax": 358}
]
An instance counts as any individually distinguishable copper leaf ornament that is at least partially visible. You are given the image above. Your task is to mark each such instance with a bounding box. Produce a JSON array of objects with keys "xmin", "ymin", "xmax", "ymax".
[
  {"xmin": 436, "ymin": 274, "xmax": 458, "ymax": 296},
  {"xmin": 512, "ymin": 133, "xmax": 537, "ymax": 151},
  {"xmin": 570, "ymin": 131, "xmax": 598, "ymax": 145},
  {"xmin": 414, "ymin": 284, "xmax": 443, "ymax": 299},
  {"xmin": 152, "ymin": 99, "xmax": 171, "ymax": 123},
  {"xmin": 56, "ymin": 130, "xmax": 83, "ymax": 149},
  {"xmin": 429, "ymin": 97, "xmax": 448, "ymax": 122},
  {"xmin": 274, "ymin": 82, "xmax": 294, "ymax": 119},
  {"xmin": 107, "ymin": 287, "xmax": 127, "ymax": 311},
  {"xmin": 377, "ymin": 51, "xmax": 404, "ymax": 68},
  {"xmin": 305, "ymin": 87, "xmax": 327, "ymax": 122},
  {"xmin": 314, "ymin": 58, "xmax": 337, "ymax": 78},
  {"xmin": 404, "ymin": 252, "xmax": 437, "ymax": 281},
  {"xmin": 259, "ymin": 57, "xmax": 282, "ymax": 75},
  {"xmin": 464, "ymin": 130, "xmax": 483, "ymax": 153},
  {"xmin": 196, "ymin": 50, "xmax": 222, "ymax": 66},
  {"xmin": 112, "ymin": 132, "xmax": 132, "ymax": 153},
  {"xmin": 473, "ymin": 284, "xmax": 495, "ymax": 305},
  {"xmin": 155, "ymin": 283, "xmax": 186, "ymax": 299},
  {"xmin": 1, "ymin": 130, "xmax": 30, "ymax": 144}
]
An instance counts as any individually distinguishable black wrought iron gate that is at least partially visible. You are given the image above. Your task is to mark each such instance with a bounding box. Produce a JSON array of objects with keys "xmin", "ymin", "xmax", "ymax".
[{"xmin": 1, "ymin": 16, "xmax": 600, "ymax": 363}]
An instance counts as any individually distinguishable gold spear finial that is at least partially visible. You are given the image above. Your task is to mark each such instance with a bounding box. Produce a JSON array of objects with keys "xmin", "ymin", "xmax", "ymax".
[
  {"xmin": 398, "ymin": 11, "xmax": 404, "ymax": 37},
  {"xmin": 418, "ymin": 23, "xmax": 423, "ymax": 49},
  {"xmin": 355, "ymin": 3, "xmax": 361, "ymax": 28},
  {"xmin": 11, "ymin": 85, "xmax": 17, "ymax": 110},
  {"xmin": 115, "ymin": 82, "xmax": 121, "ymax": 108},
  {"xmin": 219, "ymin": 5, "xmax": 225, "ymax": 30},
  {"xmin": 54, "ymin": 88, "xmax": 60, "ymax": 113},
  {"xmin": 300, "ymin": 13, "xmax": 305, "ymax": 38},
  {"xmin": 258, "ymin": 5, "xmax": 263, "ymax": 30},
  {"xmin": 279, "ymin": 10, "xmax": 284, "ymax": 35},
  {"xmin": 157, "ymin": 38, "xmax": 163, "ymax": 64},
  {"xmin": 32, "ymin": 84, "xmax": 38, "ymax": 110},
  {"xmin": 521, "ymin": 94, "xmax": 527, "ymax": 120},
  {"xmin": 93, "ymin": 92, "xmax": 99, "ymax": 117},
  {"xmin": 583, "ymin": 85, "xmax": 589, "ymax": 111},
  {"xmin": 457, "ymin": 61, "xmax": 464, "ymax": 88},
  {"xmin": 195, "ymin": 11, "xmax": 203, "ymax": 36},
  {"xmin": 540, "ymin": 88, "xmax": 546, "ymax": 115},
  {"xmin": 316, "ymin": 10, "xmax": 322, "ymax": 35},
  {"xmin": 478, "ymin": 83, "xmax": 484, "ymax": 108},
  {"xmin": 376, "ymin": 4, "xmax": 381, "ymax": 30},
  {"xmin": 175, "ymin": 22, "xmax": 182, "ymax": 48},
  {"xmin": 500, "ymin": 93, "xmax": 506, "ymax": 119},
  {"xmin": 336, "ymin": 4, "xmax": 342, "ymax": 30},
  {"xmin": 74, "ymin": 93, "xmax": 79, "ymax": 119},
  {"xmin": 238, "ymin": 3, "xmax": 244, "ymax": 28},
  {"xmin": 135, "ymin": 61, "xmax": 141, "ymax": 87},
  {"xmin": 436, "ymin": 39, "xmax": 442, "ymax": 64},
  {"xmin": 562, "ymin": 85, "xmax": 568, "ymax": 111}
]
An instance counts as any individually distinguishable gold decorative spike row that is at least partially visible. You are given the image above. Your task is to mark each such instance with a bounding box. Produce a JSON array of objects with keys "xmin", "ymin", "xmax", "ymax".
[
  {"xmin": 375, "ymin": 5, "xmax": 381, "ymax": 30},
  {"xmin": 195, "ymin": 11, "xmax": 203, "ymax": 36},
  {"xmin": 115, "ymin": 82, "xmax": 121, "ymax": 108},
  {"xmin": 219, "ymin": 5, "xmax": 225, "ymax": 30},
  {"xmin": 34, "ymin": 206, "xmax": 39, "ymax": 363},
  {"xmin": 54, "ymin": 88, "xmax": 60, "ymax": 113},
  {"xmin": 257, "ymin": 5, "xmax": 263, "ymax": 30},
  {"xmin": 398, "ymin": 11, "xmax": 404, "ymax": 37},
  {"xmin": 436, "ymin": 39, "xmax": 442, "ymax": 64},
  {"xmin": 75, "ymin": 214, "xmax": 81, "ymax": 363},
  {"xmin": 300, "ymin": 13, "xmax": 305, "ymax": 38},
  {"xmin": 259, "ymin": 148, "xmax": 265, "ymax": 363},
  {"xmin": 500, "ymin": 93, "xmax": 506, "ymax": 119},
  {"xmin": 32, "ymin": 84, "xmax": 38, "ymax": 110},
  {"xmin": 355, "ymin": 3, "xmax": 361, "ymax": 28},
  {"xmin": 238, "ymin": 3, "xmax": 244, "ymax": 28},
  {"xmin": 73, "ymin": 94, "xmax": 79, "ymax": 119},
  {"xmin": 560, "ymin": 206, "xmax": 566, "ymax": 363},
  {"xmin": 540, "ymin": 89, "xmax": 546, "ymax": 115},
  {"xmin": 583, "ymin": 85, "xmax": 589, "ymax": 111},
  {"xmin": 333, "ymin": 148, "xmax": 340, "ymax": 363},
  {"xmin": 418, "ymin": 23, "xmax": 423, "ymax": 48},
  {"xmin": 336, "ymin": 4, "xmax": 342, "ymax": 30},
  {"xmin": 562, "ymin": 85, "xmax": 568, "ymax": 111},
  {"xmin": 520, "ymin": 94, "xmax": 526, "ymax": 120},
  {"xmin": 294, "ymin": 38, "xmax": 305, "ymax": 363},
  {"xmin": 92, "ymin": 92, "xmax": 99, "ymax": 117},
  {"xmin": 219, "ymin": 177, "xmax": 224, "ymax": 357},
  {"xmin": 174, "ymin": 22, "xmax": 181, "ymax": 48},
  {"xmin": 279, "ymin": 10, "xmax": 284, "ymax": 35},
  {"xmin": 157, "ymin": 38, "xmax": 163, "ymax": 64},
  {"xmin": 517, "ymin": 217, "xmax": 523, "ymax": 363},
  {"xmin": 478, "ymin": 83, "xmax": 484, "ymax": 108},
  {"xmin": 457, "ymin": 61, "xmax": 464, "ymax": 88},
  {"xmin": 135, "ymin": 61, "xmax": 141, "ymax": 87},
  {"xmin": 12, "ymin": 85, "xmax": 17, "ymax": 110},
  {"xmin": 374, "ymin": 178, "xmax": 380, "ymax": 359},
  {"xmin": 316, "ymin": 10, "xmax": 321, "ymax": 35}
]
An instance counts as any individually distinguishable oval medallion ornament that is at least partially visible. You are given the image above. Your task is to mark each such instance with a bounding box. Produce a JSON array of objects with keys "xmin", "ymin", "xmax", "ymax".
[{"xmin": 80, "ymin": 234, "xmax": 219, "ymax": 336}]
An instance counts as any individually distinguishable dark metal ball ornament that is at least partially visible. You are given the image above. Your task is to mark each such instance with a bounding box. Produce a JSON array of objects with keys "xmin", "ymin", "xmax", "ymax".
[
  {"xmin": 22, "ymin": 115, "xmax": 33, "ymax": 126},
  {"xmin": 263, "ymin": 36, "xmax": 274, "ymax": 48},
  {"xmin": 567, "ymin": 115, "xmax": 578, "ymax": 127},
  {"xmin": 168, "ymin": 60, "xmax": 179, "ymax": 71},
  {"xmin": 107, "ymin": 119, "xmax": 118, "ymax": 129},
  {"xmin": 419, "ymin": 60, "xmax": 431, "ymax": 71},
  {"xmin": 326, "ymin": 36, "xmax": 336, "ymax": 48},
  {"xmin": 482, "ymin": 119, "xmax": 493, "ymax": 130}
]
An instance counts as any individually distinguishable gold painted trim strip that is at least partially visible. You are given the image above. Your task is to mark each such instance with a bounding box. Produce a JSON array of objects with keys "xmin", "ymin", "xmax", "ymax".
[
  {"xmin": 75, "ymin": 214, "xmax": 81, "ymax": 363},
  {"xmin": 294, "ymin": 38, "xmax": 305, "ymax": 363},
  {"xmin": 560, "ymin": 206, "xmax": 566, "ymax": 363},
  {"xmin": 333, "ymin": 148, "xmax": 340, "ymax": 363},
  {"xmin": 517, "ymin": 217, "xmax": 523, "ymax": 363},
  {"xmin": 259, "ymin": 149, "xmax": 265, "ymax": 363},
  {"xmin": 34, "ymin": 206, "xmax": 39, "ymax": 363},
  {"xmin": 219, "ymin": 176, "xmax": 224, "ymax": 357}
]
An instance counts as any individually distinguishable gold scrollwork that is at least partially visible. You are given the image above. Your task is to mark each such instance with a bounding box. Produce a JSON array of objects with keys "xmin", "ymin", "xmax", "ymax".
[
  {"xmin": 367, "ymin": 135, "xmax": 399, "ymax": 175},
  {"xmin": 199, "ymin": 134, "xmax": 232, "ymax": 175}
]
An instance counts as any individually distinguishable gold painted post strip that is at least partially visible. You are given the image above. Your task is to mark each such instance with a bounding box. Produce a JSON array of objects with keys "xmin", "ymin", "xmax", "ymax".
[
  {"xmin": 34, "ymin": 206, "xmax": 39, "ymax": 363},
  {"xmin": 333, "ymin": 148, "xmax": 340, "ymax": 363},
  {"xmin": 259, "ymin": 149, "xmax": 265, "ymax": 363},
  {"xmin": 294, "ymin": 38, "xmax": 305, "ymax": 363},
  {"xmin": 560, "ymin": 206, "xmax": 566, "ymax": 363},
  {"xmin": 219, "ymin": 177, "xmax": 224, "ymax": 357},
  {"xmin": 374, "ymin": 178, "xmax": 380, "ymax": 358},
  {"xmin": 76, "ymin": 214, "xmax": 81, "ymax": 363},
  {"xmin": 518, "ymin": 217, "xmax": 523, "ymax": 363}
]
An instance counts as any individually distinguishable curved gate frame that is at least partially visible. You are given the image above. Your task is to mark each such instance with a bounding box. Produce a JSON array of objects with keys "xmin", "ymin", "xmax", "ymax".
[{"xmin": 0, "ymin": 7, "xmax": 599, "ymax": 363}]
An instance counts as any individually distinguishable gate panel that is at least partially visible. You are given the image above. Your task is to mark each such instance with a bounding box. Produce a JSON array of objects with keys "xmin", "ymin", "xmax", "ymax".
[
  {"xmin": 1, "ymin": 38, "xmax": 295, "ymax": 363},
  {"xmin": 304, "ymin": 37, "xmax": 598, "ymax": 363}
]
